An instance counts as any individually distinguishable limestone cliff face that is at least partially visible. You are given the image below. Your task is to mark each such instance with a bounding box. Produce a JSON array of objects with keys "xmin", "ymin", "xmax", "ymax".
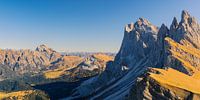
[
  {"xmin": 164, "ymin": 37, "xmax": 200, "ymax": 75},
  {"xmin": 129, "ymin": 11, "xmax": 200, "ymax": 100},
  {"xmin": 115, "ymin": 18, "xmax": 159, "ymax": 68},
  {"xmin": 164, "ymin": 11, "xmax": 200, "ymax": 75}
]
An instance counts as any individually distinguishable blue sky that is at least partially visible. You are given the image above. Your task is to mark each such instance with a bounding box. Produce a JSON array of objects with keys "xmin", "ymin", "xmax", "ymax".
[{"xmin": 0, "ymin": 0, "xmax": 199, "ymax": 52}]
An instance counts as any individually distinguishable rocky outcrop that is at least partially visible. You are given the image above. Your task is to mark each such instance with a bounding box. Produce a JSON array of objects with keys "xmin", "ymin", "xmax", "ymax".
[
  {"xmin": 129, "ymin": 68, "xmax": 200, "ymax": 100},
  {"xmin": 115, "ymin": 18, "xmax": 159, "ymax": 68},
  {"xmin": 77, "ymin": 53, "xmax": 113, "ymax": 72},
  {"xmin": 164, "ymin": 37, "xmax": 200, "ymax": 75}
]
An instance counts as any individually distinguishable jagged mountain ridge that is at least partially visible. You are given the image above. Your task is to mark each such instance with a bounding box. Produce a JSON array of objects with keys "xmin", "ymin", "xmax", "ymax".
[
  {"xmin": 169, "ymin": 11, "xmax": 200, "ymax": 49},
  {"xmin": 0, "ymin": 45, "xmax": 114, "ymax": 99},
  {"xmin": 0, "ymin": 43, "xmax": 114, "ymax": 83},
  {"xmin": 0, "ymin": 44, "xmax": 61, "ymax": 74},
  {"xmin": 69, "ymin": 10, "xmax": 200, "ymax": 100},
  {"xmin": 129, "ymin": 37, "xmax": 200, "ymax": 100}
]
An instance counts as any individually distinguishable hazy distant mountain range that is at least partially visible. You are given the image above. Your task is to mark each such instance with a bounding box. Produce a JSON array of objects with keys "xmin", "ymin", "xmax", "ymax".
[
  {"xmin": 1, "ymin": 10, "xmax": 200, "ymax": 100},
  {"xmin": 0, "ymin": 45, "xmax": 114, "ymax": 99},
  {"xmin": 61, "ymin": 52, "xmax": 116, "ymax": 57}
]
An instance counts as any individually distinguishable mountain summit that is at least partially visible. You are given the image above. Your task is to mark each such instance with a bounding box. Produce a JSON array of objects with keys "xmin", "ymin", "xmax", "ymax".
[
  {"xmin": 36, "ymin": 44, "xmax": 55, "ymax": 53},
  {"xmin": 169, "ymin": 10, "xmax": 200, "ymax": 49}
]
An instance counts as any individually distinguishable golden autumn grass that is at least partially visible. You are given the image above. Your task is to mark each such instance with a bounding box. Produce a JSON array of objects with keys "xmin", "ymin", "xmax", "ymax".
[
  {"xmin": 149, "ymin": 68, "xmax": 200, "ymax": 94},
  {"xmin": 165, "ymin": 38, "xmax": 200, "ymax": 58},
  {"xmin": 0, "ymin": 90, "xmax": 35, "ymax": 100},
  {"xmin": 148, "ymin": 37, "xmax": 200, "ymax": 95},
  {"xmin": 44, "ymin": 66, "xmax": 69, "ymax": 79},
  {"xmin": 44, "ymin": 55, "xmax": 83, "ymax": 79},
  {"xmin": 92, "ymin": 53, "xmax": 114, "ymax": 62},
  {"xmin": 44, "ymin": 54, "xmax": 113, "ymax": 79},
  {"xmin": 165, "ymin": 37, "xmax": 200, "ymax": 74},
  {"xmin": 62, "ymin": 56, "xmax": 83, "ymax": 67}
]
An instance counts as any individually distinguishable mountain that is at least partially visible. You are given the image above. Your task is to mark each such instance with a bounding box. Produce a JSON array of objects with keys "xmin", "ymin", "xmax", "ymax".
[
  {"xmin": 0, "ymin": 45, "xmax": 114, "ymax": 80},
  {"xmin": 68, "ymin": 10, "xmax": 200, "ymax": 100},
  {"xmin": 0, "ymin": 44, "xmax": 114, "ymax": 99},
  {"xmin": 127, "ymin": 10, "xmax": 200, "ymax": 99},
  {"xmin": 0, "ymin": 45, "xmax": 61, "ymax": 75},
  {"xmin": 30, "ymin": 53, "xmax": 113, "ymax": 99},
  {"xmin": 70, "ymin": 17, "xmax": 161, "ymax": 100},
  {"xmin": 169, "ymin": 11, "xmax": 200, "ymax": 49},
  {"xmin": 1, "ymin": 10, "xmax": 199, "ymax": 100}
]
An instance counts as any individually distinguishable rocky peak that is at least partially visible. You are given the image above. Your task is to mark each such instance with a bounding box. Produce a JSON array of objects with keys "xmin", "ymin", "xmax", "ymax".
[
  {"xmin": 134, "ymin": 18, "xmax": 158, "ymax": 33},
  {"xmin": 125, "ymin": 22, "xmax": 134, "ymax": 33},
  {"xmin": 116, "ymin": 17, "xmax": 160, "ymax": 71},
  {"xmin": 180, "ymin": 10, "xmax": 199, "ymax": 27},
  {"xmin": 35, "ymin": 44, "xmax": 55, "ymax": 53},
  {"xmin": 170, "ymin": 17, "xmax": 178, "ymax": 30},
  {"xmin": 156, "ymin": 24, "xmax": 169, "ymax": 67},
  {"xmin": 135, "ymin": 18, "xmax": 151, "ymax": 27},
  {"xmin": 168, "ymin": 10, "xmax": 200, "ymax": 49},
  {"xmin": 181, "ymin": 10, "xmax": 190, "ymax": 23},
  {"xmin": 157, "ymin": 24, "xmax": 169, "ymax": 45},
  {"xmin": 160, "ymin": 24, "xmax": 169, "ymax": 32},
  {"xmin": 36, "ymin": 44, "xmax": 61, "ymax": 62},
  {"xmin": 125, "ymin": 18, "xmax": 158, "ymax": 34}
]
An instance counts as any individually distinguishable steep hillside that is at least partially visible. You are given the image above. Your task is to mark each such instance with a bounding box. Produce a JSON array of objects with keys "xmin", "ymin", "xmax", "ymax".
[
  {"xmin": 0, "ymin": 90, "xmax": 49, "ymax": 100},
  {"xmin": 43, "ymin": 54, "xmax": 113, "ymax": 80},
  {"xmin": 164, "ymin": 37, "xmax": 200, "ymax": 75},
  {"xmin": 0, "ymin": 64, "xmax": 19, "ymax": 81},
  {"xmin": 0, "ymin": 44, "xmax": 113, "ymax": 99},
  {"xmin": 129, "ymin": 68, "xmax": 200, "ymax": 100},
  {"xmin": 129, "ymin": 34, "xmax": 200, "ymax": 100}
]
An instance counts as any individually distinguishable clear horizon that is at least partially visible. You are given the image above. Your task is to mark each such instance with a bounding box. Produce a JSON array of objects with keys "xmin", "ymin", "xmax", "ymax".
[{"xmin": 0, "ymin": 0, "xmax": 199, "ymax": 52}]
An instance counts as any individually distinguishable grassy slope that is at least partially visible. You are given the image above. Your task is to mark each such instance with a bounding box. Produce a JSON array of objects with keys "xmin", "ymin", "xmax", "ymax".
[
  {"xmin": 149, "ymin": 68, "xmax": 200, "ymax": 94},
  {"xmin": 149, "ymin": 37, "xmax": 200, "ymax": 96},
  {"xmin": 44, "ymin": 54, "xmax": 113, "ymax": 79},
  {"xmin": 0, "ymin": 90, "xmax": 49, "ymax": 100}
]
